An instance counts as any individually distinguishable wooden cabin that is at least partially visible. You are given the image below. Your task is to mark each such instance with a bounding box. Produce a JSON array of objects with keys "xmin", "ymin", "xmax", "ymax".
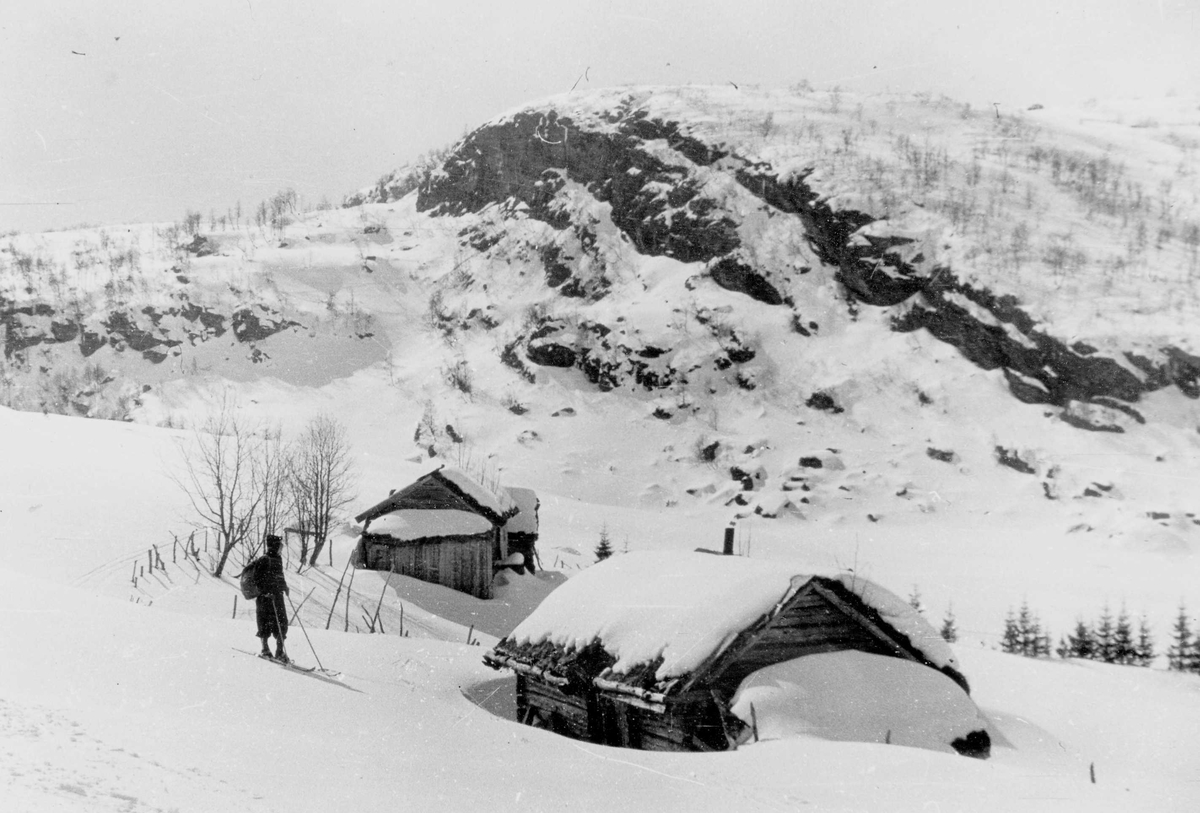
[
  {"xmin": 355, "ymin": 467, "xmax": 528, "ymax": 599},
  {"xmin": 484, "ymin": 552, "xmax": 987, "ymax": 757}
]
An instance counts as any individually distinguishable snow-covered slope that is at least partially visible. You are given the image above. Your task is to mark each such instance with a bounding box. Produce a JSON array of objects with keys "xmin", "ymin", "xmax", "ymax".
[
  {"xmin": 3, "ymin": 85, "xmax": 1200, "ymax": 810},
  {"xmin": 3, "ymin": 420, "xmax": 1200, "ymax": 811}
]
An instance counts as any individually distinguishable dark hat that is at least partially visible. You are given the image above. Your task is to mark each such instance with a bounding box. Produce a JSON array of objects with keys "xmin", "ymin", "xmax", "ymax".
[{"xmin": 266, "ymin": 534, "xmax": 282, "ymax": 548}]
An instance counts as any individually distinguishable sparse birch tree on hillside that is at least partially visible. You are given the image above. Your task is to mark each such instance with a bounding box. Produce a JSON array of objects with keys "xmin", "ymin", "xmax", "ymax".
[
  {"xmin": 255, "ymin": 424, "xmax": 293, "ymax": 552},
  {"xmin": 290, "ymin": 415, "xmax": 356, "ymax": 569},
  {"xmin": 174, "ymin": 396, "xmax": 264, "ymax": 578}
]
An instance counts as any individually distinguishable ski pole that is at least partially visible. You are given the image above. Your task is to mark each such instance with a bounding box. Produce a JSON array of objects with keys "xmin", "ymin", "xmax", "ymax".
[
  {"xmin": 287, "ymin": 592, "xmax": 326, "ymax": 673},
  {"xmin": 289, "ymin": 587, "xmax": 316, "ymax": 624},
  {"xmin": 269, "ymin": 595, "xmax": 288, "ymax": 660}
]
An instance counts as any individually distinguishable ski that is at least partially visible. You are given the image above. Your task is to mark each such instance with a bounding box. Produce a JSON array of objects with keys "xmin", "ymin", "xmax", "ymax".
[
  {"xmin": 258, "ymin": 652, "xmax": 317, "ymax": 673},
  {"xmin": 232, "ymin": 647, "xmax": 318, "ymax": 673},
  {"xmin": 232, "ymin": 648, "xmax": 349, "ymax": 686}
]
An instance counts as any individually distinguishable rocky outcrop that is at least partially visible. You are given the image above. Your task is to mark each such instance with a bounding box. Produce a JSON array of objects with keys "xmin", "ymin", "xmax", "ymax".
[
  {"xmin": 183, "ymin": 234, "xmax": 216, "ymax": 257},
  {"xmin": 102, "ymin": 311, "xmax": 181, "ymax": 357},
  {"xmin": 892, "ymin": 270, "xmax": 1198, "ymax": 408},
  {"xmin": 708, "ymin": 257, "xmax": 783, "ymax": 306},
  {"xmin": 414, "ymin": 106, "xmax": 794, "ymax": 391},
  {"xmin": 523, "ymin": 317, "xmax": 682, "ymax": 392},
  {"xmin": 231, "ymin": 307, "xmax": 300, "ymax": 343},
  {"xmin": 0, "ymin": 302, "xmax": 56, "ymax": 357},
  {"xmin": 419, "ymin": 109, "xmax": 741, "ymax": 266},
  {"xmin": 410, "ymin": 94, "xmax": 1198, "ymax": 417},
  {"xmin": 1, "ymin": 294, "xmax": 296, "ymax": 366},
  {"xmin": 718, "ymin": 143, "xmax": 1199, "ymax": 411},
  {"xmin": 730, "ymin": 163, "xmax": 926, "ymax": 307}
]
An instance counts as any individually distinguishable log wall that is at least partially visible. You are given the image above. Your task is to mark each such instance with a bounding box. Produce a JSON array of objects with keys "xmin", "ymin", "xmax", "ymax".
[
  {"xmin": 516, "ymin": 675, "xmax": 728, "ymax": 753},
  {"xmin": 518, "ymin": 675, "xmax": 591, "ymax": 740}
]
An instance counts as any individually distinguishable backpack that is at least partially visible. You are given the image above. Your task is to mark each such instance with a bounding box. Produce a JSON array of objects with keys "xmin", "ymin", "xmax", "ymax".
[{"xmin": 239, "ymin": 556, "xmax": 266, "ymax": 600}]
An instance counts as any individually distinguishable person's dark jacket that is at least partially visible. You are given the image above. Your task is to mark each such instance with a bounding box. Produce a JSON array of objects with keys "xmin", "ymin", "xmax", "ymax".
[
  {"xmin": 255, "ymin": 552, "xmax": 289, "ymax": 639},
  {"xmin": 257, "ymin": 552, "xmax": 289, "ymax": 596}
]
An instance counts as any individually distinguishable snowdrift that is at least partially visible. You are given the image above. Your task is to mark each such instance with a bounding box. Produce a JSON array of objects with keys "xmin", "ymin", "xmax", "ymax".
[{"xmin": 730, "ymin": 651, "xmax": 989, "ymax": 755}]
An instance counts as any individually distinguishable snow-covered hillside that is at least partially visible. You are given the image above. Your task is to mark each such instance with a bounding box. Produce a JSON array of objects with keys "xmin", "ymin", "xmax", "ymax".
[
  {"xmin": 3, "ymin": 85, "xmax": 1200, "ymax": 810},
  {"xmin": 2, "ymin": 405, "xmax": 1200, "ymax": 811}
]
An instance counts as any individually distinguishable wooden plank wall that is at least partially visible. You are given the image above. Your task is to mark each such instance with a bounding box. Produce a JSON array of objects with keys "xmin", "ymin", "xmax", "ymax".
[{"xmin": 365, "ymin": 535, "xmax": 493, "ymax": 599}]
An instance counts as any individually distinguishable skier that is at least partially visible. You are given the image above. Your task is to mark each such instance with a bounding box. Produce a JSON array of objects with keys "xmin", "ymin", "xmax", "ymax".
[{"xmin": 256, "ymin": 534, "xmax": 291, "ymax": 663}]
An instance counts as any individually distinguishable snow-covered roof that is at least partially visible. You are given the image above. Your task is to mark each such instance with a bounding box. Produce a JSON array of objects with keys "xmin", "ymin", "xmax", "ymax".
[
  {"xmin": 503, "ymin": 487, "xmax": 539, "ymax": 536},
  {"xmin": 365, "ymin": 509, "xmax": 493, "ymax": 541},
  {"xmin": 355, "ymin": 466, "xmax": 517, "ymax": 526},
  {"xmin": 438, "ymin": 468, "xmax": 516, "ymax": 519},
  {"xmin": 829, "ymin": 573, "xmax": 958, "ymax": 674},
  {"xmin": 505, "ymin": 551, "xmax": 958, "ymax": 684}
]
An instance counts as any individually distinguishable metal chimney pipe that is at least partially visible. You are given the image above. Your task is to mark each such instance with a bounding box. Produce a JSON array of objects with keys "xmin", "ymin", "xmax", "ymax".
[{"xmin": 723, "ymin": 525, "xmax": 735, "ymax": 556}]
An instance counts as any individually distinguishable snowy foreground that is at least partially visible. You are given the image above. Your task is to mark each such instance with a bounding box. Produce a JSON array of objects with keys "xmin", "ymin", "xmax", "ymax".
[
  {"xmin": 2, "ymin": 406, "xmax": 1199, "ymax": 812},
  {"xmin": 2, "ymin": 566, "xmax": 1199, "ymax": 812}
]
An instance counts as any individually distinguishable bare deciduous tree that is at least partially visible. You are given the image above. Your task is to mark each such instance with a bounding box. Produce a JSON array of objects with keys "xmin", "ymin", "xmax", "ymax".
[
  {"xmin": 255, "ymin": 423, "xmax": 293, "ymax": 555},
  {"xmin": 173, "ymin": 395, "xmax": 264, "ymax": 578},
  {"xmin": 290, "ymin": 415, "xmax": 356, "ymax": 569}
]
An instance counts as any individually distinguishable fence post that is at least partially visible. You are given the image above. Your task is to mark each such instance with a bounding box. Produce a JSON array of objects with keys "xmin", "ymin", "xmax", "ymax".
[
  {"xmin": 325, "ymin": 558, "xmax": 352, "ymax": 630},
  {"xmin": 232, "ymin": 595, "xmax": 237, "ymax": 619},
  {"xmin": 343, "ymin": 566, "xmax": 356, "ymax": 632}
]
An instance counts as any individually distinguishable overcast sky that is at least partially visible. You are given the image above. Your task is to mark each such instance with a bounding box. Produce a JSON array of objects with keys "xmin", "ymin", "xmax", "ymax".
[{"xmin": 3, "ymin": 0, "xmax": 1197, "ymax": 234}]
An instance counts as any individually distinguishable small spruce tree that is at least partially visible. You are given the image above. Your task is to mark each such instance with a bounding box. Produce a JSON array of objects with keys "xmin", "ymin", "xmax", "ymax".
[
  {"xmin": 940, "ymin": 605, "xmax": 958, "ymax": 643},
  {"xmin": 1017, "ymin": 600, "xmax": 1038, "ymax": 656},
  {"xmin": 1134, "ymin": 614, "xmax": 1155, "ymax": 668},
  {"xmin": 1034, "ymin": 619, "xmax": 1052, "ymax": 658},
  {"xmin": 908, "ymin": 586, "xmax": 923, "ymax": 614},
  {"xmin": 1001, "ymin": 609, "xmax": 1022, "ymax": 654},
  {"xmin": 1113, "ymin": 605, "xmax": 1137, "ymax": 665},
  {"xmin": 1168, "ymin": 603, "xmax": 1192, "ymax": 672},
  {"xmin": 1067, "ymin": 619, "xmax": 1095, "ymax": 660},
  {"xmin": 594, "ymin": 524, "xmax": 613, "ymax": 562},
  {"xmin": 1094, "ymin": 605, "xmax": 1116, "ymax": 664}
]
